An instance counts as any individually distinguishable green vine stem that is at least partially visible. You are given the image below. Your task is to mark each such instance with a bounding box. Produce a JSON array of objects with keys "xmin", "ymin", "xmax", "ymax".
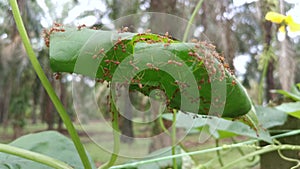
[
  {"xmin": 158, "ymin": 113, "xmax": 198, "ymax": 164},
  {"xmin": 109, "ymin": 129, "xmax": 300, "ymax": 169},
  {"xmin": 275, "ymin": 140, "xmax": 300, "ymax": 169},
  {"xmin": 215, "ymin": 139, "xmax": 224, "ymax": 167},
  {"xmin": 183, "ymin": 0, "xmax": 204, "ymax": 42},
  {"xmin": 172, "ymin": 109, "xmax": 178, "ymax": 169},
  {"xmin": 159, "ymin": 114, "xmax": 171, "ymax": 135},
  {"xmin": 220, "ymin": 144, "xmax": 300, "ymax": 169},
  {"xmin": 99, "ymin": 97, "xmax": 120, "ymax": 169},
  {"xmin": 9, "ymin": 1, "xmax": 92, "ymax": 169},
  {"xmin": 0, "ymin": 143, "xmax": 73, "ymax": 169},
  {"xmin": 278, "ymin": 148, "xmax": 300, "ymax": 169},
  {"xmin": 231, "ymin": 137, "xmax": 256, "ymax": 162}
]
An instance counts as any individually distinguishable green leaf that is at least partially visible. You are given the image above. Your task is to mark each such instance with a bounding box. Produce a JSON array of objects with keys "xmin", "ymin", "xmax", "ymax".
[
  {"xmin": 275, "ymin": 102, "xmax": 300, "ymax": 119},
  {"xmin": 162, "ymin": 112, "xmax": 271, "ymax": 142},
  {"xmin": 291, "ymin": 84, "xmax": 300, "ymax": 96},
  {"xmin": 0, "ymin": 131, "xmax": 95, "ymax": 169},
  {"xmin": 49, "ymin": 28, "xmax": 252, "ymax": 118},
  {"xmin": 271, "ymin": 89, "xmax": 300, "ymax": 101},
  {"xmin": 255, "ymin": 106, "xmax": 287, "ymax": 128}
]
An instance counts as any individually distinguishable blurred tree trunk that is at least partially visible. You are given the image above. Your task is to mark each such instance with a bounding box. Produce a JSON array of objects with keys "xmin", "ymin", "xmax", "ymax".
[
  {"xmin": 149, "ymin": 0, "xmax": 177, "ymax": 14},
  {"xmin": 1, "ymin": 76, "xmax": 13, "ymax": 130},
  {"xmin": 148, "ymin": 0, "xmax": 188, "ymax": 39},
  {"xmin": 201, "ymin": 1, "xmax": 237, "ymax": 70},
  {"xmin": 219, "ymin": 0, "xmax": 235, "ymax": 70},
  {"xmin": 119, "ymin": 88, "xmax": 134, "ymax": 144},
  {"xmin": 0, "ymin": 98, "xmax": 3, "ymax": 123},
  {"xmin": 278, "ymin": 0, "xmax": 296, "ymax": 91},
  {"xmin": 44, "ymin": 91, "xmax": 55, "ymax": 130},
  {"xmin": 0, "ymin": 62, "xmax": 4, "ymax": 123},
  {"xmin": 257, "ymin": 0, "xmax": 276, "ymax": 102},
  {"xmin": 279, "ymin": 38, "xmax": 295, "ymax": 91},
  {"xmin": 108, "ymin": 0, "xmax": 140, "ymax": 31},
  {"xmin": 264, "ymin": 21, "xmax": 275, "ymax": 101},
  {"xmin": 31, "ymin": 76, "xmax": 40, "ymax": 124},
  {"xmin": 57, "ymin": 79, "xmax": 66, "ymax": 131},
  {"xmin": 43, "ymin": 77, "xmax": 55, "ymax": 130}
]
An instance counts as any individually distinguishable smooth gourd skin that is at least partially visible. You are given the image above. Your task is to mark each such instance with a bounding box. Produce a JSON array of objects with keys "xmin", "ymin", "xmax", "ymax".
[{"xmin": 49, "ymin": 28, "xmax": 252, "ymax": 118}]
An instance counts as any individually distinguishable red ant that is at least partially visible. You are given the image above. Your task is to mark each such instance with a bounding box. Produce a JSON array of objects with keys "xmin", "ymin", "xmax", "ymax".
[
  {"xmin": 188, "ymin": 51, "xmax": 195, "ymax": 56},
  {"xmin": 53, "ymin": 22, "xmax": 62, "ymax": 27},
  {"xmin": 122, "ymin": 26, "xmax": 129, "ymax": 32},
  {"xmin": 191, "ymin": 39, "xmax": 198, "ymax": 43},
  {"xmin": 53, "ymin": 72, "xmax": 61, "ymax": 80},
  {"xmin": 92, "ymin": 49, "xmax": 105, "ymax": 59},
  {"xmin": 96, "ymin": 78, "xmax": 105, "ymax": 83},
  {"xmin": 223, "ymin": 63, "xmax": 230, "ymax": 69},
  {"xmin": 164, "ymin": 31, "xmax": 169, "ymax": 37},
  {"xmin": 174, "ymin": 80, "xmax": 188, "ymax": 88},
  {"xmin": 92, "ymin": 54, "xmax": 98, "ymax": 59},
  {"xmin": 49, "ymin": 27, "xmax": 65, "ymax": 34},
  {"xmin": 146, "ymin": 63, "xmax": 159, "ymax": 71},
  {"xmin": 117, "ymin": 26, "xmax": 129, "ymax": 33},
  {"xmin": 138, "ymin": 83, "xmax": 143, "ymax": 89},
  {"xmin": 164, "ymin": 43, "xmax": 170, "ymax": 47},
  {"xmin": 129, "ymin": 60, "xmax": 139, "ymax": 70},
  {"xmin": 104, "ymin": 59, "xmax": 120, "ymax": 65},
  {"xmin": 167, "ymin": 60, "xmax": 183, "ymax": 66},
  {"xmin": 231, "ymin": 80, "xmax": 237, "ymax": 86},
  {"xmin": 77, "ymin": 24, "xmax": 86, "ymax": 31}
]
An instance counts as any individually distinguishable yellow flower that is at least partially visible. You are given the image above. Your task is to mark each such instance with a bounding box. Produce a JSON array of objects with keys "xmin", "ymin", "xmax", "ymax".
[
  {"xmin": 265, "ymin": 12, "xmax": 286, "ymax": 24},
  {"xmin": 265, "ymin": 11, "xmax": 300, "ymax": 33}
]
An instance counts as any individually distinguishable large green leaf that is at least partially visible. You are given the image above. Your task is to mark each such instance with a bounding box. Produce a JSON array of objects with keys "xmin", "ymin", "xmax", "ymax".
[
  {"xmin": 49, "ymin": 28, "xmax": 251, "ymax": 118},
  {"xmin": 275, "ymin": 102, "xmax": 300, "ymax": 119},
  {"xmin": 255, "ymin": 106, "xmax": 287, "ymax": 129},
  {"xmin": 162, "ymin": 112, "xmax": 272, "ymax": 142},
  {"xmin": 0, "ymin": 131, "xmax": 95, "ymax": 169},
  {"xmin": 272, "ymin": 89, "xmax": 300, "ymax": 101}
]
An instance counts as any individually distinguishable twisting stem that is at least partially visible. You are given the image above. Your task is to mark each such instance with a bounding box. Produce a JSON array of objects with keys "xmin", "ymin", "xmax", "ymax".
[
  {"xmin": 172, "ymin": 109, "xmax": 178, "ymax": 169},
  {"xmin": 183, "ymin": 0, "xmax": 205, "ymax": 42},
  {"xmin": 9, "ymin": 1, "xmax": 92, "ymax": 169},
  {"xmin": 275, "ymin": 140, "xmax": 300, "ymax": 169},
  {"xmin": 0, "ymin": 143, "xmax": 73, "ymax": 169},
  {"xmin": 220, "ymin": 144, "xmax": 300, "ymax": 169},
  {"xmin": 159, "ymin": 114, "xmax": 170, "ymax": 135},
  {"xmin": 278, "ymin": 149, "xmax": 300, "ymax": 169}
]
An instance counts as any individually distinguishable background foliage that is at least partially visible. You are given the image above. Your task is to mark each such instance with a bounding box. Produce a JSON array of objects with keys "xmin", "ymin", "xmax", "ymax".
[{"xmin": 1, "ymin": 0, "xmax": 300, "ymax": 168}]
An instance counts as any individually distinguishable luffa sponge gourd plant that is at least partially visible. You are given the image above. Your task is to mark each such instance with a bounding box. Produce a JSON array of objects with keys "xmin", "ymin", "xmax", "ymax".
[{"xmin": 47, "ymin": 25, "xmax": 252, "ymax": 118}]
